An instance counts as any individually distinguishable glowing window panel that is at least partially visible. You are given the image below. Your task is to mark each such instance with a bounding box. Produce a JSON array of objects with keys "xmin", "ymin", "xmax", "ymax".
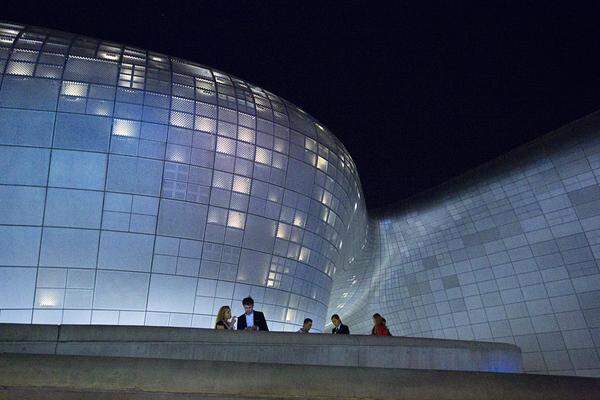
[
  {"xmin": 299, "ymin": 247, "xmax": 310, "ymax": 262},
  {"xmin": 285, "ymin": 308, "xmax": 297, "ymax": 323},
  {"xmin": 194, "ymin": 116, "xmax": 217, "ymax": 133},
  {"xmin": 6, "ymin": 61, "xmax": 34, "ymax": 76},
  {"xmin": 99, "ymin": 51, "xmax": 119, "ymax": 61},
  {"xmin": 238, "ymin": 127, "xmax": 255, "ymax": 143},
  {"xmin": 293, "ymin": 212, "xmax": 305, "ymax": 228},
  {"xmin": 216, "ymin": 137, "xmax": 236, "ymax": 155},
  {"xmin": 112, "ymin": 119, "xmax": 140, "ymax": 137},
  {"xmin": 317, "ymin": 156, "xmax": 328, "ymax": 172},
  {"xmin": 321, "ymin": 207, "xmax": 329, "ymax": 222},
  {"xmin": 255, "ymin": 147, "xmax": 271, "ymax": 165},
  {"xmin": 305, "ymin": 137, "xmax": 317, "ymax": 151},
  {"xmin": 37, "ymin": 291, "xmax": 60, "ymax": 308},
  {"xmin": 322, "ymin": 191, "xmax": 332, "ymax": 206},
  {"xmin": 227, "ymin": 211, "xmax": 246, "ymax": 229},
  {"xmin": 276, "ymin": 223, "xmax": 291, "ymax": 240},
  {"xmin": 232, "ymin": 176, "xmax": 251, "ymax": 194}
]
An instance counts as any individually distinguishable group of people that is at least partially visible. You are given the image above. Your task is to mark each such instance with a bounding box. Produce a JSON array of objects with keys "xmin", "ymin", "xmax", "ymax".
[{"xmin": 214, "ymin": 296, "xmax": 392, "ymax": 336}]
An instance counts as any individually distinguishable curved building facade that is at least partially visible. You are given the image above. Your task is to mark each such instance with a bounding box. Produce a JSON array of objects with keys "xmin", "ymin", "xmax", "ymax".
[
  {"xmin": 0, "ymin": 22, "xmax": 367, "ymax": 332},
  {"xmin": 328, "ymin": 112, "xmax": 600, "ymax": 376},
  {"xmin": 2, "ymin": 22, "xmax": 600, "ymax": 377}
]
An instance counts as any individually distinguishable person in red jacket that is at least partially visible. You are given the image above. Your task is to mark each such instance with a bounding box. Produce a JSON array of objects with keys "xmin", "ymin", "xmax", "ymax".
[{"xmin": 371, "ymin": 313, "xmax": 392, "ymax": 336}]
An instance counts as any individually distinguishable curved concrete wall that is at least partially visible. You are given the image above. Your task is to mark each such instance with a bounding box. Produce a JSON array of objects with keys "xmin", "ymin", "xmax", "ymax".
[
  {"xmin": 0, "ymin": 22, "xmax": 367, "ymax": 332},
  {"xmin": 0, "ymin": 323, "xmax": 523, "ymax": 373},
  {"xmin": 4, "ymin": 353, "xmax": 600, "ymax": 400},
  {"xmin": 329, "ymin": 111, "xmax": 600, "ymax": 376}
]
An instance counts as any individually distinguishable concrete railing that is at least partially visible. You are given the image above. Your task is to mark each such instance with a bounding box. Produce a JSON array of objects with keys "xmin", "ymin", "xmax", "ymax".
[
  {"xmin": 0, "ymin": 323, "xmax": 521, "ymax": 372},
  {"xmin": 1, "ymin": 353, "xmax": 599, "ymax": 400}
]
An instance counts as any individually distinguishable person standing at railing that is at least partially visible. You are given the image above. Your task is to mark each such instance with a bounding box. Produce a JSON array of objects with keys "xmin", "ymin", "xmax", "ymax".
[
  {"xmin": 237, "ymin": 296, "xmax": 269, "ymax": 331},
  {"xmin": 371, "ymin": 313, "xmax": 392, "ymax": 336},
  {"xmin": 331, "ymin": 314, "xmax": 350, "ymax": 334},
  {"xmin": 214, "ymin": 305, "xmax": 237, "ymax": 330},
  {"xmin": 297, "ymin": 318, "xmax": 313, "ymax": 333}
]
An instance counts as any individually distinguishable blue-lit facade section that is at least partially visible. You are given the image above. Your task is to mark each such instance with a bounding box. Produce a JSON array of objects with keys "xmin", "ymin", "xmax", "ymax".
[{"xmin": 0, "ymin": 22, "xmax": 366, "ymax": 333}]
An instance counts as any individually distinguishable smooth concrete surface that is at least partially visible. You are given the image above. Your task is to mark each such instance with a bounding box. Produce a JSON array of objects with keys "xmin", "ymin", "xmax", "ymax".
[
  {"xmin": 0, "ymin": 323, "xmax": 521, "ymax": 372},
  {"xmin": 1, "ymin": 353, "xmax": 599, "ymax": 400}
]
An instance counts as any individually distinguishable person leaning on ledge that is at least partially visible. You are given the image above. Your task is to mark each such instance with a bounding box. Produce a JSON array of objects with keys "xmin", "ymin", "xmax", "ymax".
[
  {"xmin": 237, "ymin": 296, "xmax": 269, "ymax": 331},
  {"xmin": 214, "ymin": 305, "xmax": 237, "ymax": 330},
  {"xmin": 331, "ymin": 314, "xmax": 350, "ymax": 334},
  {"xmin": 297, "ymin": 318, "xmax": 312, "ymax": 333}
]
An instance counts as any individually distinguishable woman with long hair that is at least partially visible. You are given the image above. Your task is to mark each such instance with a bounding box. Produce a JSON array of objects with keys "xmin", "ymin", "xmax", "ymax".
[
  {"xmin": 371, "ymin": 313, "xmax": 392, "ymax": 336},
  {"xmin": 214, "ymin": 305, "xmax": 237, "ymax": 330}
]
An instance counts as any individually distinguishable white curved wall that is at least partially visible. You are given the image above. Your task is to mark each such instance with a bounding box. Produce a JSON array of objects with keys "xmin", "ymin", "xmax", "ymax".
[{"xmin": 329, "ymin": 111, "xmax": 600, "ymax": 376}]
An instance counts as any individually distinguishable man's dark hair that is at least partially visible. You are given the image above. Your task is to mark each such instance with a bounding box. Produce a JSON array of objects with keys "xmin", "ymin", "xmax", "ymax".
[
  {"xmin": 242, "ymin": 297, "xmax": 254, "ymax": 306},
  {"xmin": 304, "ymin": 318, "xmax": 313, "ymax": 324},
  {"xmin": 373, "ymin": 313, "xmax": 382, "ymax": 318},
  {"xmin": 331, "ymin": 314, "xmax": 340, "ymax": 320}
]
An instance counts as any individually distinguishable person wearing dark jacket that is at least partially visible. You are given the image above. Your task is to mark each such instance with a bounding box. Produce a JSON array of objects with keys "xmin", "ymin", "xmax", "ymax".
[
  {"xmin": 331, "ymin": 314, "xmax": 350, "ymax": 334},
  {"xmin": 237, "ymin": 296, "xmax": 269, "ymax": 331}
]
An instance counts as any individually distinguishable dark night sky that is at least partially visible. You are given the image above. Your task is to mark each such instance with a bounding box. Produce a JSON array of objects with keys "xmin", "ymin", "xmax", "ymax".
[{"xmin": 5, "ymin": 1, "xmax": 600, "ymax": 209}]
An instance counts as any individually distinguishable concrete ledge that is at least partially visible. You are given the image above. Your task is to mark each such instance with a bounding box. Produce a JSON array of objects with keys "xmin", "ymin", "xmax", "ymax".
[
  {"xmin": 0, "ymin": 324, "xmax": 521, "ymax": 372},
  {"xmin": 1, "ymin": 353, "xmax": 599, "ymax": 400}
]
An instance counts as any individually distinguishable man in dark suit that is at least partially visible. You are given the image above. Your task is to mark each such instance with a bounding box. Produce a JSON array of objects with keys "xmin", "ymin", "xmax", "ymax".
[
  {"xmin": 237, "ymin": 296, "xmax": 269, "ymax": 331},
  {"xmin": 331, "ymin": 314, "xmax": 350, "ymax": 334}
]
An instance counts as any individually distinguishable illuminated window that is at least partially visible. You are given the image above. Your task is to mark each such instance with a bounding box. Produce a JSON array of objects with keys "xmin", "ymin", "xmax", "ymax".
[
  {"xmin": 255, "ymin": 147, "xmax": 272, "ymax": 165},
  {"xmin": 305, "ymin": 137, "xmax": 317, "ymax": 152},
  {"xmin": 238, "ymin": 127, "xmax": 255, "ymax": 143},
  {"xmin": 293, "ymin": 211, "xmax": 306, "ymax": 228},
  {"xmin": 195, "ymin": 116, "xmax": 216, "ymax": 133},
  {"xmin": 6, "ymin": 61, "xmax": 34, "ymax": 76},
  {"xmin": 317, "ymin": 156, "xmax": 328, "ymax": 172},
  {"xmin": 227, "ymin": 211, "xmax": 246, "ymax": 229},
  {"xmin": 299, "ymin": 247, "xmax": 310, "ymax": 262},
  {"xmin": 321, "ymin": 207, "xmax": 329, "ymax": 222},
  {"xmin": 276, "ymin": 223, "xmax": 291, "ymax": 240},
  {"xmin": 61, "ymin": 81, "xmax": 88, "ymax": 97},
  {"xmin": 112, "ymin": 119, "xmax": 140, "ymax": 138},
  {"xmin": 232, "ymin": 175, "xmax": 251, "ymax": 194},
  {"xmin": 321, "ymin": 190, "xmax": 332, "ymax": 207},
  {"xmin": 216, "ymin": 137, "xmax": 236, "ymax": 155}
]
